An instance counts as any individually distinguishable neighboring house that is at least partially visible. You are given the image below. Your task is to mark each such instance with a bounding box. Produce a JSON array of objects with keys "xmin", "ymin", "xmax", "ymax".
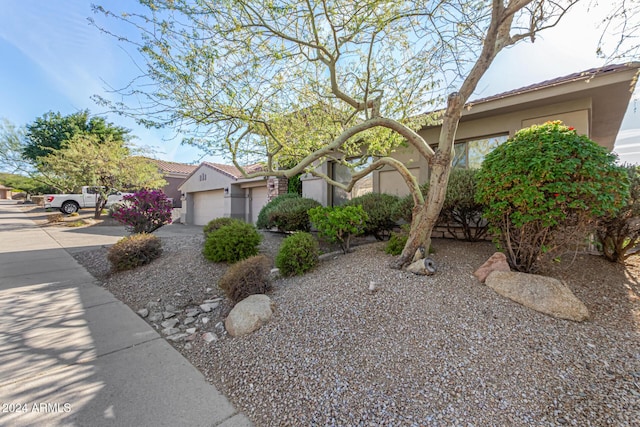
[
  {"xmin": 0, "ymin": 185, "xmax": 12, "ymax": 200},
  {"xmin": 147, "ymin": 159, "xmax": 198, "ymax": 208},
  {"xmin": 302, "ymin": 63, "xmax": 640, "ymax": 206},
  {"xmin": 179, "ymin": 162, "xmax": 285, "ymax": 226}
]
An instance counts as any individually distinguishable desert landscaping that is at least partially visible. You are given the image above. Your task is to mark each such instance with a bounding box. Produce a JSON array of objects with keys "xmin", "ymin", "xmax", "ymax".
[{"xmin": 57, "ymin": 212, "xmax": 640, "ymax": 426}]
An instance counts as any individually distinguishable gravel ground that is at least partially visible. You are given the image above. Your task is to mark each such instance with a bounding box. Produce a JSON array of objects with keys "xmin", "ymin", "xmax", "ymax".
[{"xmin": 73, "ymin": 232, "xmax": 640, "ymax": 426}]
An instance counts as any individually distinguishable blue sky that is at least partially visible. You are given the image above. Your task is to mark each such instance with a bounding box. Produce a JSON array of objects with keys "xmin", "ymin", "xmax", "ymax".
[{"xmin": 1, "ymin": 1, "xmax": 639, "ymax": 164}]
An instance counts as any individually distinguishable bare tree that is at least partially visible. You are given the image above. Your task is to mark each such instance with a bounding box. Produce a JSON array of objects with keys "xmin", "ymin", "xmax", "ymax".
[{"xmin": 92, "ymin": 0, "xmax": 579, "ymax": 268}]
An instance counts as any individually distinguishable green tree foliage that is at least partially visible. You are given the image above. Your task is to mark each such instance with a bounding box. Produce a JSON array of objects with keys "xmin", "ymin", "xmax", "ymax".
[
  {"xmin": 309, "ymin": 205, "xmax": 368, "ymax": 254},
  {"xmin": 345, "ymin": 192, "xmax": 399, "ymax": 240},
  {"xmin": 476, "ymin": 121, "xmax": 628, "ymax": 273},
  {"xmin": 23, "ymin": 110, "xmax": 130, "ymax": 163},
  {"xmin": 94, "ymin": 1, "xmax": 580, "ymax": 268},
  {"xmin": 0, "ymin": 119, "xmax": 31, "ymax": 174},
  {"xmin": 596, "ymin": 164, "xmax": 640, "ymax": 262},
  {"xmin": 0, "ymin": 173, "xmax": 54, "ymax": 196},
  {"xmin": 39, "ymin": 134, "xmax": 166, "ymax": 218}
]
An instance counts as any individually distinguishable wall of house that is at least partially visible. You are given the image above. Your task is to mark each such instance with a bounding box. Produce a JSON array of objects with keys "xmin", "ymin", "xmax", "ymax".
[
  {"xmin": 162, "ymin": 176, "xmax": 186, "ymax": 208},
  {"xmin": 180, "ymin": 166, "xmax": 234, "ymax": 193},
  {"xmin": 301, "ymin": 97, "xmax": 595, "ymax": 207}
]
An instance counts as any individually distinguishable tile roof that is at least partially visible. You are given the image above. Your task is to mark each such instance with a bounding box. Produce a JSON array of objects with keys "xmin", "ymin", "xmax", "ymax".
[
  {"xmin": 202, "ymin": 162, "xmax": 265, "ymax": 179},
  {"xmin": 469, "ymin": 63, "xmax": 638, "ymax": 106},
  {"xmin": 147, "ymin": 159, "xmax": 198, "ymax": 175}
]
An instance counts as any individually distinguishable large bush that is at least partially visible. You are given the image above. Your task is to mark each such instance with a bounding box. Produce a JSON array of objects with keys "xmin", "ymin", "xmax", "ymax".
[
  {"xmin": 476, "ymin": 121, "xmax": 628, "ymax": 272},
  {"xmin": 440, "ymin": 168, "xmax": 487, "ymax": 241},
  {"xmin": 391, "ymin": 183, "xmax": 429, "ymax": 223},
  {"xmin": 596, "ymin": 164, "xmax": 640, "ymax": 262},
  {"xmin": 309, "ymin": 205, "xmax": 368, "ymax": 254},
  {"xmin": 256, "ymin": 193, "xmax": 301, "ymax": 229},
  {"xmin": 203, "ymin": 217, "xmax": 239, "ymax": 237},
  {"xmin": 268, "ymin": 197, "xmax": 321, "ymax": 232},
  {"xmin": 108, "ymin": 233, "xmax": 163, "ymax": 272},
  {"xmin": 112, "ymin": 189, "xmax": 173, "ymax": 234},
  {"xmin": 276, "ymin": 232, "xmax": 319, "ymax": 276},
  {"xmin": 345, "ymin": 192, "xmax": 399, "ymax": 240},
  {"xmin": 203, "ymin": 220, "xmax": 262, "ymax": 263},
  {"xmin": 218, "ymin": 255, "xmax": 272, "ymax": 305}
]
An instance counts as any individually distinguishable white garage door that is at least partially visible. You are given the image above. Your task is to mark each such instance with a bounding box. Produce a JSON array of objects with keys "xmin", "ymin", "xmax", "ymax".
[
  {"xmin": 193, "ymin": 190, "xmax": 225, "ymax": 226},
  {"xmin": 250, "ymin": 186, "xmax": 269, "ymax": 224}
]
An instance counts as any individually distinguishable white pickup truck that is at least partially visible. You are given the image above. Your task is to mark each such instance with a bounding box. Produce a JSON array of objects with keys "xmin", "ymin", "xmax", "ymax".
[{"xmin": 45, "ymin": 186, "xmax": 130, "ymax": 214}]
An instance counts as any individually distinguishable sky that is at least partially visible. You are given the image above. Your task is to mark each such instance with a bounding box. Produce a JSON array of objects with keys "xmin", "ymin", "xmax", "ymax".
[{"xmin": 0, "ymin": 1, "xmax": 639, "ymax": 165}]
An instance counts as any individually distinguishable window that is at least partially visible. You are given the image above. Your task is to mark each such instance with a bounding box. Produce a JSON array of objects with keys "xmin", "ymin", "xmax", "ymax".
[
  {"xmin": 331, "ymin": 158, "xmax": 374, "ymax": 206},
  {"xmin": 453, "ymin": 134, "xmax": 508, "ymax": 169}
]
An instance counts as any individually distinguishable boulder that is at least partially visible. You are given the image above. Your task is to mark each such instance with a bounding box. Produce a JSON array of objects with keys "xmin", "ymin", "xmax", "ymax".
[
  {"xmin": 225, "ymin": 294, "xmax": 274, "ymax": 337},
  {"xmin": 406, "ymin": 257, "xmax": 437, "ymax": 276},
  {"xmin": 474, "ymin": 252, "xmax": 511, "ymax": 283},
  {"xmin": 485, "ymin": 271, "xmax": 589, "ymax": 322}
]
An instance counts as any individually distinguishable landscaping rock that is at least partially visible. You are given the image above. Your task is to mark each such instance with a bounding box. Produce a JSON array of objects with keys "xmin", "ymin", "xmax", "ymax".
[
  {"xmin": 225, "ymin": 294, "xmax": 274, "ymax": 337},
  {"xmin": 183, "ymin": 316, "xmax": 196, "ymax": 325},
  {"xmin": 406, "ymin": 258, "xmax": 437, "ymax": 276},
  {"xmin": 137, "ymin": 308, "xmax": 149, "ymax": 318},
  {"xmin": 201, "ymin": 317, "xmax": 210, "ymax": 325},
  {"xmin": 162, "ymin": 311, "xmax": 176, "ymax": 319},
  {"xmin": 161, "ymin": 318, "xmax": 179, "ymax": 329},
  {"xmin": 148, "ymin": 312, "xmax": 163, "ymax": 322},
  {"xmin": 203, "ymin": 332, "xmax": 218, "ymax": 343},
  {"xmin": 474, "ymin": 252, "xmax": 511, "ymax": 283},
  {"xmin": 185, "ymin": 309, "xmax": 200, "ymax": 317},
  {"xmin": 485, "ymin": 271, "xmax": 590, "ymax": 321},
  {"xmin": 162, "ymin": 327, "xmax": 181, "ymax": 336},
  {"xmin": 166, "ymin": 333, "xmax": 188, "ymax": 342},
  {"xmin": 200, "ymin": 302, "xmax": 218, "ymax": 312},
  {"xmin": 186, "ymin": 327, "xmax": 197, "ymax": 334}
]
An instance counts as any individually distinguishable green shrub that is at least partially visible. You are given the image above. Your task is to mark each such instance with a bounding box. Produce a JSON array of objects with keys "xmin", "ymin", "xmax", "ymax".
[
  {"xmin": 108, "ymin": 233, "xmax": 163, "ymax": 272},
  {"xmin": 385, "ymin": 227, "xmax": 409, "ymax": 255},
  {"xmin": 218, "ymin": 255, "xmax": 272, "ymax": 305},
  {"xmin": 391, "ymin": 183, "xmax": 429, "ymax": 223},
  {"xmin": 309, "ymin": 205, "xmax": 368, "ymax": 254},
  {"xmin": 596, "ymin": 164, "xmax": 640, "ymax": 262},
  {"xmin": 268, "ymin": 197, "xmax": 321, "ymax": 232},
  {"xmin": 346, "ymin": 192, "xmax": 399, "ymax": 240},
  {"xmin": 441, "ymin": 168, "xmax": 487, "ymax": 241},
  {"xmin": 203, "ymin": 217, "xmax": 239, "ymax": 237},
  {"xmin": 256, "ymin": 193, "xmax": 301, "ymax": 229},
  {"xmin": 476, "ymin": 121, "xmax": 628, "ymax": 273},
  {"xmin": 203, "ymin": 220, "xmax": 262, "ymax": 263},
  {"xmin": 276, "ymin": 232, "xmax": 319, "ymax": 276},
  {"xmin": 384, "ymin": 225, "xmax": 434, "ymax": 256}
]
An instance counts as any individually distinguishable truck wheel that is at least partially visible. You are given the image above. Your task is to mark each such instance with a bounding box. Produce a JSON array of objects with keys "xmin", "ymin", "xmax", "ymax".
[{"xmin": 61, "ymin": 201, "xmax": 79, "ymax": 214}]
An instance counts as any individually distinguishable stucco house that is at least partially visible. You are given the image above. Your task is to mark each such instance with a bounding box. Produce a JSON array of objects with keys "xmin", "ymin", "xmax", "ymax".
[
  {"xmin": 179, "ymin": 162, "xmax": 287, "ymax": 226},
  {"xmin": 302, "ymin": 63, "xmax": 640, "ymax": 206},
  {"xmin": 146, "ymin": 159, "xmax": 197, "ymax": 208},
  {"xmin": 0, "ymin": 185, "xmax": 12, "ymax": 200}
]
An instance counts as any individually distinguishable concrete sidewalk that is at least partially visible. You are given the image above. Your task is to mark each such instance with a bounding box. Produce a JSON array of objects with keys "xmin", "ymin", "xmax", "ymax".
[{"xmin": 0, "ymin": 202, "xmax": 252, "ymax": 426}]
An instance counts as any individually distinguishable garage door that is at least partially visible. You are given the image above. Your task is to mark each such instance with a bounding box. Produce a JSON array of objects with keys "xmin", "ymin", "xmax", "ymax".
[
  {"xmin": 250, "ymin": 186, "xmax": 269, "ymax": 224},
  {"xmin": 193, "ymin": 190, "xmax": 225, "ymax": 226}
]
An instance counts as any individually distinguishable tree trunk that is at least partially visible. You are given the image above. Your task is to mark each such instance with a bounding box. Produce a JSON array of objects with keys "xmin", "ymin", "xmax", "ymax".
[
  {"xmin": 391, "ymin": 93, "xmax": 462, "ymax": 270},
  {"xmin": 391, "ymin": 151, "xmax": 453, "ymax": 268}
]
